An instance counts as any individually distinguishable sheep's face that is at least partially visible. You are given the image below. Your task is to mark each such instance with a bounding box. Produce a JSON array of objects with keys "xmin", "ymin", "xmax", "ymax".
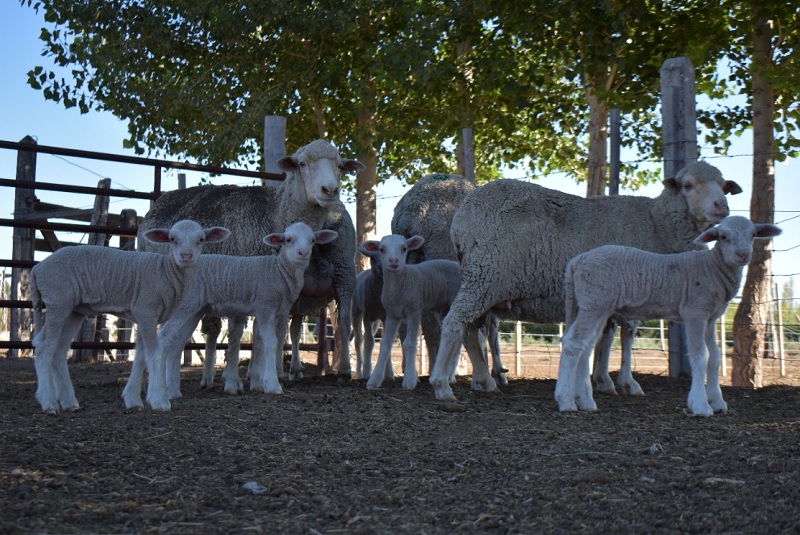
[
  {"xmin": 142, "ymin": 219, "xmax": 230, "ymax": 269},
  {"xmin": 368, "ymin": 234, "xmax": 425, "ymax": 273},
  {"xmin": 263, "ymin": 222, "xmax": 338, "ymax": 267},
  {"xmin": 664, "ymin": 161, "xmax": 743, "ymax": 230},
  {"xmin": 277, "ymin": 140, "xmax": 365, "ymax": 208},
  {"xmin": 694, "ymin": 216, "xmax": 782, "ymax": 267}
]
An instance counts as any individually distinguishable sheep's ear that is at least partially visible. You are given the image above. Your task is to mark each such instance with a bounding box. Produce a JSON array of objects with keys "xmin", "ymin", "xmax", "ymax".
[
  {"xmin": 263, "ymin": 233, "xmax": 286, "ymax": 249},
  {"xmin": 406, "ymin": 235, "xmax": 425, "ymax": 250},
  {"xmin": 204, "ymin": 227, "xmax": 231, "ymax": 243},
  {"xmin": 142, "ymin": 229, "xmax": 171, "ymax": 244},
  {"xmin": 724, "ymin": 180, "xmax": 743, "ymax": 195},
  {"xmin": 314, "ymin": 230, "xmax": 338, "ymax": 245},
  {"xmin": 694, "ymin": 228, "xmax": 719, "ymax": 245},
  {"xmin": 662, "ymin": 177, "xmax": 681, "ymax": 193},
  {"xmin": 339, "ymin": 159, "xmax": 366, "ymax": 175},
  {"xmin": 358, "ymin": 240, "xmax": 381, "ymax": 256},
  {"xmin": 754, "ymin": 224, "xmax": 782, "ymax": 239},
  {"xmin": 276, "ymin": 155, "xmax": 298, "ymax": 172}
]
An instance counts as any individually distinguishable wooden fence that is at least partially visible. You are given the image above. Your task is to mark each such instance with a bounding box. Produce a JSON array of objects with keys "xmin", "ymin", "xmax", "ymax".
[{"xmin": 0, "ymin": 136, "xmax": 304, "ymax": 362}]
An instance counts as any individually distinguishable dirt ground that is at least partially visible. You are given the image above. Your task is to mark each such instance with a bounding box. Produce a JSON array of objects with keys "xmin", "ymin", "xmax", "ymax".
[{"xmin": 1, "ymin": 350, "xmax": 799, "ymax": 535}]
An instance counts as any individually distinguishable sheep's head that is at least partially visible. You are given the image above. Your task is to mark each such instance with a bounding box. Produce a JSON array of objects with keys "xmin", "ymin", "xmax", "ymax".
[
  {"xmin": 694, "ymin": 215, "xmax": 782, "ymax": 267},
  {"xmin": 142, "ymin": 219, "xmax": 230, "ymax": 268},
  {"xmin": 360, "ymin": 234, "xmax": 424, "ymax": 273},
  {"xmin": 663, "ymin": 161, "xmax": 743, "ymax": 230},
  {"xmin": 277, "ymin": 140, "xmax": 365, "ymax": 208},
  {"xmin": 263, "ymin": 222, "xmax": 338, "ymax": 267}
]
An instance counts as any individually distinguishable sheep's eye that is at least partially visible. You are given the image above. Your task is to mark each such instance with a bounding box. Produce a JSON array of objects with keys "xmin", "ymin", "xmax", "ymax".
[
  {"xmin": 170, "ymin": 237, "xmax": 176, "ymax": 243},
  {"xmin": 286, "ymin": 237, "xmax": 293, "ymax": 243},
  {"xmin": 299, "ymin": 161, "xmax": 307, "ymax": 168},
  {"xmin": 379, "ymin": 246, "xmax": 385, "ymax": 253},
  {"xmin": 720, "ymin": 234, "xmax": 728, "ymax": 241},
  {"xmin": 683, "ymin": 183, "xmax": 693, "ymax": 191}
]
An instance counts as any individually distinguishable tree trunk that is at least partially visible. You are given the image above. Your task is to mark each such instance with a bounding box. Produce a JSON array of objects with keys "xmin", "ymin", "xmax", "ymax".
[
  {"xmin": 585, "ymin": 89, "xmax": 608, "ymax": 197},
  {"xmin": 732, "ymin": 14, "xmax": 776, "ymax": 388},
  {"xmin": 355, "ymin": 147, "xmax": 378, "ymax": 272}
]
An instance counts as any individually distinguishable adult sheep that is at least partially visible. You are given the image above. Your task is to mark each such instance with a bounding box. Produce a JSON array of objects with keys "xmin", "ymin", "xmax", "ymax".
[
  {"xmin": 390, "ymin": 173, "xmax": 505, "ymax": 382},
  {"xmin": 429, "ymin": 161, "xmax": 743, "ymax": 401},
  {"xmin": 138, "ymin": 139, "xmax": 364, "ymax": 393}
]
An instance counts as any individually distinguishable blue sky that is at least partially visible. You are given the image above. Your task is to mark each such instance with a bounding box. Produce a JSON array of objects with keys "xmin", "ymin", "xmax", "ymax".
[{"xmin": 1, "ymin": 2, "xmax": 799, "ymax": 291}]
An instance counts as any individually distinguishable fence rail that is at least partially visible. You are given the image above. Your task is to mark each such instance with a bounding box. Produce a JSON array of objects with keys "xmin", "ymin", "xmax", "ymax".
[{"xmin": 0, "ymin": 137, "xmax": 288, "ymax": 359}]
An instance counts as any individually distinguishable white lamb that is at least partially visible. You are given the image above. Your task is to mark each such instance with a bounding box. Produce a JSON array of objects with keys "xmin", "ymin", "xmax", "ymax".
[
  {"xmin": 149, "ymin": 222, "xmax": 338, "ymax": 410},
  {"xmin": 361, "ymin": 235, "xmax": 461, "ymax": 390},
  {"xmin": 351, "ymin": 250, "xmax": 385, "ymax": 380},
  {"xmin": 30, "ymin": 220, "xmax": 231, "ymax": 413},
  {"xmin": 554, "ymin": 216, "xmax": 781, "ymax": 416}
]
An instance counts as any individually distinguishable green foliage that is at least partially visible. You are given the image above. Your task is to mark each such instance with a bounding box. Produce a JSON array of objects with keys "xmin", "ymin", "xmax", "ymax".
[{"xmin": 19, "ymin": 0, "xmax": 800, "ymax": 190}]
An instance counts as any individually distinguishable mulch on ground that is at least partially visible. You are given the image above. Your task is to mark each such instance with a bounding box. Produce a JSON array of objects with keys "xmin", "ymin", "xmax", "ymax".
[{"xmin": 1, "ymin": 357, "xmax": 799, "ymax": 534}]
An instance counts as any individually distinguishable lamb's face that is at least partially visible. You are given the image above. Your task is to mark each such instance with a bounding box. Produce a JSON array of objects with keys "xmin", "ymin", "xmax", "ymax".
[
  {"xmin": 696, "ymin": 215, "xmax": 782, "ymax": 267},
  {"xmin": 378, "ymin": 234, "xmax": 425, "ymax": 272},
  {"xmin": 142, "ymin": 219, "xmax": 230, "ymax": 269},
  {"xmin": 264, "ymin": 222, "xmax": 339, "ymax": 268},
  {"xmin": 667, "ymin": 161, "xmax": 743, "ymax": 230}
]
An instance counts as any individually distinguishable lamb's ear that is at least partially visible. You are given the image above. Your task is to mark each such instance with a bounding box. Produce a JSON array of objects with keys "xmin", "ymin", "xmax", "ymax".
[
  {"xmin": 754, "ymin": 223, "xmax": 782, "ymax": 239},
  {"xmin": 662, "ymin": 177, "xmax": 681, "ymax": 193},
  {"xmin": 204, "ymin": 227, "xmax": 231, "ymax": 243},
  {"xmin": 263, "ymin": 233, "xmax": 286, "ymax": 249},
  {"xmin": 694, "ymin": 228, "xmax": 719, "ymax": 245},
  {"xmin": 142, "ymin": 229, "xmax": 171, "ymax": 244},
  {"xmin": 406, "ymin": 235, "xmax": 425, "ymax": 250},
  {"xmin": 724, "ymin": 180, "xmax": 743, "ymax": 195},
  {"xmin": 358, "ymin": 240, "xmax": 380, "ymax": 256},
  {"xmin": 313, "ymin": 229, "xmax": 338, "ymax": 245}
]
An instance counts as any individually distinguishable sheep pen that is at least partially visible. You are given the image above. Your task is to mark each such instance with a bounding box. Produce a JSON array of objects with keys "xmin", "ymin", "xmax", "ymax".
[{"xmin": 1, "ymin": 355, "xmax": 799, "ymax": 534}]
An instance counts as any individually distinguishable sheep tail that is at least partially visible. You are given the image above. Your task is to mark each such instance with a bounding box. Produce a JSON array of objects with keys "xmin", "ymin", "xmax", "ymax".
[
  {"xmin": 30, "ymin": 269, "xmax": 44, "ymax": 349},
  {"xmin": 563, "ymin": 261, "xmax": 578, "ymax": 328}
]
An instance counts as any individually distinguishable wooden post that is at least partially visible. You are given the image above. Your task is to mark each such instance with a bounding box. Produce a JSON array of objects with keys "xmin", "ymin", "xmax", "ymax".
[
  {"xmin": 608, "ymin": 109, "xmax": 621, "ymax": 196},
  {"xmin": 774, "ymin": 283, "xmax": 786, "ymax": 376},
  {"xmin": 263, "ymin": 116, "xmax": 287, "ymax": 187},
  {"xmin": 661, "ymin": 57, "xmax": 697, "ymax": 378},
  {"xmin": 10, "ymin": 136, "xmax": 37, "ymax": 358},
  {"xmin": 114, "ymin": 208, "xmax": 138, "ymax": 362},
  {"xmin": 515, "ymin": 321, "xmax": 522, "ymax": 376},
  {"xmin": 462, "ymin": 127, "xmax": 476, "ymax": 183},
  {"xmin": 719, "ymin": 312, "xmax": 727, "ymax": 377},
  {"xmin": 76, "ymin": 178, "xmax": 111, "ymax": 362}
]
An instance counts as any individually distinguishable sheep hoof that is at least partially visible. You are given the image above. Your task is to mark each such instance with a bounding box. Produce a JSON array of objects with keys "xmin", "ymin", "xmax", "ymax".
[
  {"xmin": 288, "ymin": 370, "xmax": 303, "ymax": 381},
  {"xmin": 620, "ymin": 382, "xmax": 645, "ymax": 396},
  {"xmin": 593, "ymin": 377, "xmax": 618, "ymax": 395},
  {"xmin": 492, "ymin": 371, "xmax": 509, "ymax": 386},
  {"xmin": 122, "ymin": 396, "xmax": 144, "ymax": 410}
]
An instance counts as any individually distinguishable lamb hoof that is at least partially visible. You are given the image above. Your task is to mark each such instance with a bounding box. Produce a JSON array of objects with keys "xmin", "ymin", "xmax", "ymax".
[
  {"xmin": 492, "ymin": 371, "xmax": 509, "ymax": 386},
  {"xmin": 288, "ymin": 370, "xmax": 303, "ymax": 381},
  {"xmin": 122, "ymin": 396, "xmax": 144, "ymax": 411},
  {"xmin": 593, "ymin": 378, "xmax": 618, "ymax": 395},
  {"xmin": 338, "ymin": 371, "xmax": 353, "ymax": 381},
  {"xmin": 710, "ymin": 400, "xmax": 728, "ymax": 414},
  {"xmin": 620, "ymin": 382, "xmax": 645, "ymax": 396},
  {"xmin": 688, "ymin": 403, "xmax": 714, "ymax": 417}
]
